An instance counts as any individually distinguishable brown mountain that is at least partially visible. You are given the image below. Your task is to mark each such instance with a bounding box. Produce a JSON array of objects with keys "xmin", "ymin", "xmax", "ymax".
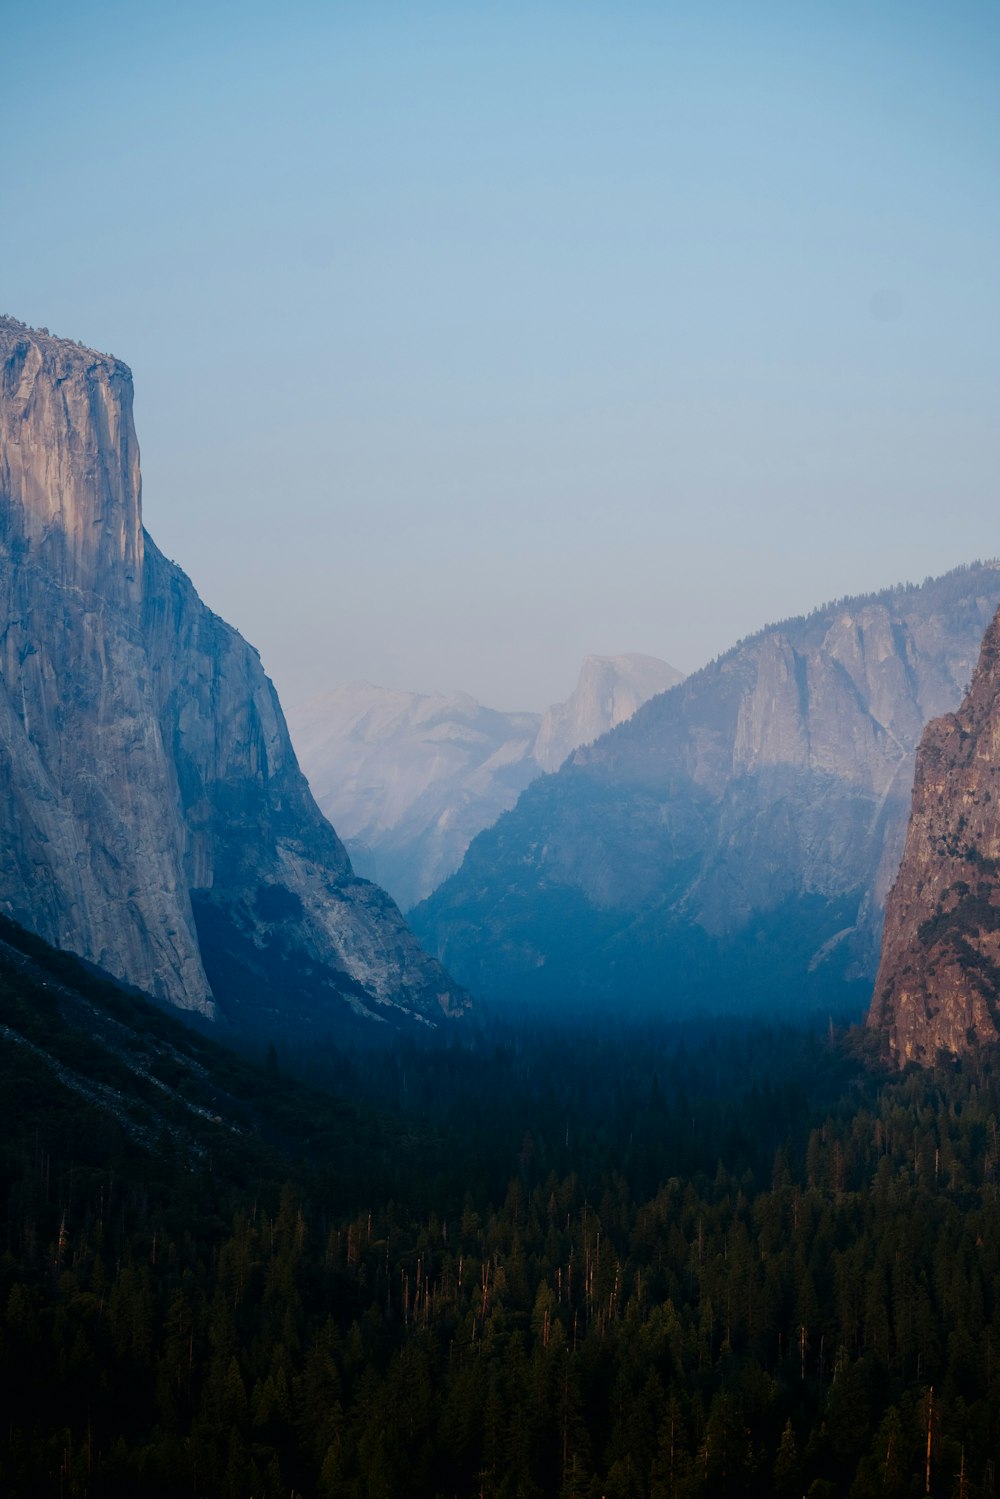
[{"xmin": 868, "ymin": 605, "xmax": 1000, "ymax": 1065}]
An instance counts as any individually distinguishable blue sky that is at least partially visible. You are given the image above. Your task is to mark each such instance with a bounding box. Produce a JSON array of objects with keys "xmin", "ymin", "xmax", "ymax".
[{"xmin": 4, "ymin": 1, "xmax": 999, "ymax": 709}]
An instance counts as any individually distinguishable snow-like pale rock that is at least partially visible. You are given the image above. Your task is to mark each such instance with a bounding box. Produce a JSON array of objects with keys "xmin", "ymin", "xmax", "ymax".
[
  {"xmin": 0, "ymin": 318, "xmax": 467, "ymax": 1027},
  {"xmin": 533, "ymin": 654, "xmax": 684, "ymax": 773},
  {"xmin": 288, "ymin": 655, "xmax": 684, "ymax": 910}
]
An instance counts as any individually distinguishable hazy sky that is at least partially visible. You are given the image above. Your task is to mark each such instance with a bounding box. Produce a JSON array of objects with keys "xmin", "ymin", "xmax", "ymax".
[{"xmin": 4, "ymin": 1, "xmax": 999, "ymax": 711}]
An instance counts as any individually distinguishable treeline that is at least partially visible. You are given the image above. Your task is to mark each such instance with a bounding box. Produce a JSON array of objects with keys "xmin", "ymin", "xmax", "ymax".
[{"xmin": 5, "ymin": 1006, "xmax": 1000, "ymax": 1496}]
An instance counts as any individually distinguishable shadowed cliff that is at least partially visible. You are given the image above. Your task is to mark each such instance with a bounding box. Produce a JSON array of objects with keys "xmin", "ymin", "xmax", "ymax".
[{"xmin": 869, "ymin": 605, "xmax": 1000, "ymax": 1064}]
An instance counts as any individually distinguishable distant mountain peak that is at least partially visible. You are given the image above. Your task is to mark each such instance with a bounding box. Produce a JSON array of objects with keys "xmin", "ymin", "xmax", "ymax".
[
  {"xmin": 289, "ymin": 654, "xmax": 684, "ymax": 909},
  {"xmin": 534, "ymin": 653, "xmax": 684, "ymax": 773},
  {"xmin": 411, "ymin": 564, "xmax": 1000, "ymax": 1021}
]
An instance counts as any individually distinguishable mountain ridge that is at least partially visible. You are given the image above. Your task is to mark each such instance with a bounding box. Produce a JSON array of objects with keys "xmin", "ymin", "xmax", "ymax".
[
  {"xmin": 412, "ymin": 562, "xmax": 1000, "ymax": 1019},
  {"xmin": 289, "ymin": 652, "xmax": 683, "ymax": 909}
]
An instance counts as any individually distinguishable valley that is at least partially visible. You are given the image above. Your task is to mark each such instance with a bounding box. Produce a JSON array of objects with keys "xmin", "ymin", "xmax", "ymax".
[
  {"xmin": 4, "ymin": 2, "xmax": 998, "ymax": 1491},
  {"xmin": 4, "ymin": 324, "xmax": 1000, "ymax": 1499},
  {"xmin": 4, "ymin": 917, "xmax": 1000, "ymax": 1497},
  {"xmin": 288, "ymin": 654, "xmax": 683, "ymax": 911},
  {"xmin": 413, "ymin": 564, "xmax": 1000, "ymax": 1024}
]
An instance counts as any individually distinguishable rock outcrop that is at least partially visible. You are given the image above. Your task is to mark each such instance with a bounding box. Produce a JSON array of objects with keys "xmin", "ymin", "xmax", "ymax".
[
  {"xmin": 533, "ymin": 654, "xmax": 684, "ymax": 773},
  {"xmin": 868, "ymin": 606, "xmax": 1000, "ymax": 1064},
  {"xmin": 411, "ymin": 566, "xmax": 1000, "ymax": 1019},
  {"xmin": 0, "ymin": 317, "xmax": 467, "ymax": 1029},
  {"xmin": 289, "ymin": 655, "xmax": 683, "ymax": 910}
]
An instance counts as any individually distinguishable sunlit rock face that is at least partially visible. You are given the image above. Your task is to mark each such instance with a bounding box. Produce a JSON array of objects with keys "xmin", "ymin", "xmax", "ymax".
[
  {"xmin": 0, "ymin": 318, "xmax": 467, "ymax": 1028},
  {"xmin": 412, "ymin": 565, "xmax": 1000, "ymax": 1020},
  {"xmin": 869, "ymin": 606, "xmax": 1000, "ymax": 1065},
  {"xmin": 290, "ymin": 655, "xmax": 684, "ymax": 911}
]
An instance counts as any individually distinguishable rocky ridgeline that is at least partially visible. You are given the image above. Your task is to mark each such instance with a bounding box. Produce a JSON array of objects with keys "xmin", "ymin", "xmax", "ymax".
[
  {"xmin": 412, "ymin": 564, "xmax": 1000, "ymax": 1019},
  {"xmin": 533, "ymin": 653, "xmax": 685, "ymax": 773},
  {"xmin": 289, "ymin": 654, "xmax": 683, "ymax": 910},
  {"xmin": 869, "ymin": 606, "xmax": 1000, "ymax": 1064},
  {"xmin": 0, "ymin": 318, "xmax": 467, "ymax": 1029}
]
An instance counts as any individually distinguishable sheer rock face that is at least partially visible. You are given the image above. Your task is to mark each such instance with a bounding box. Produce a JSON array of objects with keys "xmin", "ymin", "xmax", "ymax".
[
  {"xmin": 0, "ymin": 319, "xmax": 467, "ymax": 1028},
  {"xmin": 412, "ymin": 568, "xmax": 1000, "ymax": 1017},
  {"xmin": 289, "ymin": 654, "xmax": 683, "ymax": 911},
  {"xmin": 869, "ymin": 607, "xmax": 1000, "ymax": 1064},
  {"xmin": 533, "ymin": 654, "xmax": 685, "ymax": 773}
]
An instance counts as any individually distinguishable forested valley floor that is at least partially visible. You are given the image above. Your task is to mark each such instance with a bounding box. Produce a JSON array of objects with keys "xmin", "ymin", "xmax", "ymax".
[{"xmin": 2, "ymin": 933, "xmax": 1000, "ymax": 1498}]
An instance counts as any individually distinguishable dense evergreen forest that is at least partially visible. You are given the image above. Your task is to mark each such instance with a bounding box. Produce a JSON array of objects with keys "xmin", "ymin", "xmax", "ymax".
[{"xmin": 3, "ymin": 925, "xmax": 1000, "ymax": 1497}]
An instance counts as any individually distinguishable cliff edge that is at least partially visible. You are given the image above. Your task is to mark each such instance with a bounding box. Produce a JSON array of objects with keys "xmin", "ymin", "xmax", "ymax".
[
  {"xmin": 868, "ymin": 606, "xmax": 1000, "ymax": 1063},
  {"xmin": 0, "ymin": 317, "xmax": 468, "ymax": 1029}
]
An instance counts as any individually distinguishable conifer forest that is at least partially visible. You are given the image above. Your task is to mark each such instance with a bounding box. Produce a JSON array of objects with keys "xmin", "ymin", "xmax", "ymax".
[{"xmin": 3, "ymin": 922, "xmax": 1000, "ymax": 1497}]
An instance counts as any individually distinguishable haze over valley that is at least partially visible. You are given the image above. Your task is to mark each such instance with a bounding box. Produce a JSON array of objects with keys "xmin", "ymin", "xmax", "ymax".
[
  {"xmin": 5, "ymin": 306, "xmax": 1000, "ymax": 1497},
  {"xmin": 288, "ymin": 653, "xmax": 683, "ymax": 909},
  {"xmin": 3, "ymin": 2, "xmax": 1000, "ymax": 1493},
  {"xmin": 412, "ymin": 563, "xmax": 1000, "ymax": 1021}
]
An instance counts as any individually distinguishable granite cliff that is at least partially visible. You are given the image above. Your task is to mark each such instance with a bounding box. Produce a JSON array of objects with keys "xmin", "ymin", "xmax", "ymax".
[
  {"xmin": 289, "ymin": 654, "xmax": 682, "ymax": 910},
  {"xmin": 533, "ymin": 653, "xmax": 684, "ymax": 773},
  {"xmin": 0, "ymin": 317, "xmax": 467, "ymax": 1029},
  {"xmin": 412, "ymin": 566, "xmax": 1000, "ymax": 1019},
  {"xmin": 868, "ymin": 605, "xmax": 1000, "ymax": 1064}
]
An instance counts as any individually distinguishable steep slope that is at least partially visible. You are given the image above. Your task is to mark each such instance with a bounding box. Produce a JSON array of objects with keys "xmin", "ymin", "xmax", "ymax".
[
  {"xmin": 868, "ymin": 606, "xmax": 1000, "ymax": 1064},
  {"xmin": 533, "ymin": 653, "xmax": 684, "ymax": 772},
  {"xmin": 289, "ymin": 684, "xmax": 542, "ymax": 909},
  {"xmin": 0, "ymin": 909, "xmax": 424, "ymax": 1278},
  {"xmin": 0, "ymin": 317, "xmax": 466, "ymax": 1029},
  {"xmin": 0, "ymin": 913, "xmax": 342, "ymax": 1169},
  {"xmin": 412, "ymin": 565, "xmax": 1000, "ymax": 1018},
  {"xmin": 289, "ymin": 654, "xmax": 683, "ymax": 910}
]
